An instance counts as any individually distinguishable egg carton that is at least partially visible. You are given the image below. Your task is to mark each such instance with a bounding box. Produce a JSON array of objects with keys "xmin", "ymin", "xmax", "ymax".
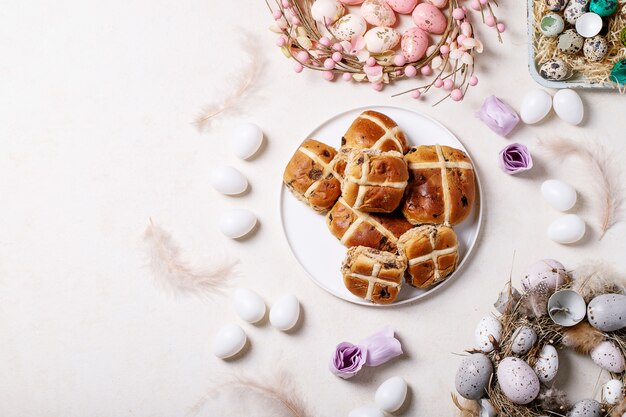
[{"xmin": 526, "ymin": 0, "xmax": 614, "ymax": 89}]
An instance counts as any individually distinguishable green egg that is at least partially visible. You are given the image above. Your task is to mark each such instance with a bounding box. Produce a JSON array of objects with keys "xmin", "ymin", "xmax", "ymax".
[
  {"xmin": 621, "ymin": 27, "xmax": 626, "ymax": 47},
  {"xmin": 611, "ymin": 59, "xmax": 626, "ymax": 85},
  {"xmin": 589, "ymin": 0, "xmax": 618, "ymax": 16}
]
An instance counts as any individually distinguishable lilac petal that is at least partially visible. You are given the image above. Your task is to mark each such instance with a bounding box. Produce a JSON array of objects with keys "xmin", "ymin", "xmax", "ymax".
[
  {"xmin": 359, "ymin": 326, "xmax": 403, "ymax": 367},
  {"xmin": 476, "ymin": 95, "xmax": 520, "ymax": 137}
]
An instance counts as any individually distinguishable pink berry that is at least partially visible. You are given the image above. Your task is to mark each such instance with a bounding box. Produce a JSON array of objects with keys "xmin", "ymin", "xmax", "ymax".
[
  {"xmin": 332, "ymin": 43, "xmax": 343, "ymax": 51},
  {"xmin": 440, "ymin": 45, "xmax": 450, "ymax": 55},
  {"xmin": 372, "ymin": 82, "xmax": 383, "ymax": 91},
  {"xmin": 319, "ymin": 36, "xmax": 331, "ymax": 47},
  {"xmin": 404, "ymin": 65, "xmax": 417, "ymax": 77},
  {"xmin": 421, "ymin": 65, "xmax": 433, "ymax": 76},
  {"xmin": 451, "ymin": 89, "xmax": 464, "ymax": 101},
  {"xmin": 479, "ymin": 0, "xmax": 488, "ymax": 4},
  {"xmin": 273, "ymin": 10, "xmax": 283, "ymax": 19},
  {"xmin": 292, "ymin": 17, "xmax": 300, "ymax": 25},
  {"xmin": 276, "ymin": 37, "xmax": 286, "ymax": 47},
  {"xmin": 452, "ymin": 8, "xmax": 465, "ymax": 20},
  {"xmin": 469, "ymin": 75, "xmax": 479, "ymax": 86},
  {"xmin": 282, "ymin": 0, "xmax": 290, "ymax": 6},
  {"xmin": 434, "ymin": 78, "xmax": 444, "ymax": 88},
  {"xmin": 294, "ymin": 63, "xmax": 304, "ymax": 73},
  {"xmin": 332, "ymin": 52, "xmax": 342, "ymax": 62},
  {"xmin": 323, "ymin": 71, "xmax": 334, "ymax": 81},
  {"xmin": 471, "ymin": 0, "xmax": 481, "ymax": 10},
  {"xmin": 393, "ymin": 55, "xmax": 406, "ymax": 67},
  {"xmin": 443, "ymin": 79, "xmax": 454, "ymax": 90},
  {"xmin": 411, "ymin": 90, "xmax": 422, "ymax": 99},
  {"xmin": 296, "ymin": 50, "xmax": 309, "ymax": 63},
  {"xmin": 324, "ymin": 58, "xmax": 335, "ymax": 69},
  {"xmin": 457, "ymin": 34, "xmax": 467, "ymax": 44},
  {"xmin": 366, "ymin": 57, "xmax": 377, "ymax": 67},
  {"xmin": 342, "ymin": 72, "xmax": 352, "ymax": 81},
  {"xmin": 497, "ymin": 22, "xmax": 506, "ymax": 33},
  {"xmin": 485, "ymin": 15, "xmax": 496, "ymax": 27}
]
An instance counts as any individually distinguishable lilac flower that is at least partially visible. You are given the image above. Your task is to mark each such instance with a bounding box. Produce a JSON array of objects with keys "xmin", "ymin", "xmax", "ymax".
[
  {"xmin": 476, "ymin": 95, "xmax": 520, "ymax": 137},
  {"xmin": 329, "ymin": 342, "xmax": 365, "ymax": 379},
  {"xmin": 499, "ymin": 143, "xmax": 533, "ymax": 174}
]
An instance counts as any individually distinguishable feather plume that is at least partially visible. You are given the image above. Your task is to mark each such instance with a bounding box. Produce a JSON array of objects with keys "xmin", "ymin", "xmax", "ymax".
[
  {"xmin": 538, "ymin": 137, "xmax": 624, "ymax": 239},
  {"xmin": 194, "ymin": 32, "xmax": 261, "ymax": 131},
  {"xmin": 610, "ymin": 397, "xmax": 626, "ymax": 417},
  {"xmin": 561, "ymin": 322, "xmax": 604, "ymax": 354},
  {"xmin": 190, "ymin": 372, "xmax": 314, "ymax": 417},
  {"xmin": 143, "ymin": 219, "xmax": 237, "ymax": 295},
  {"xmin": 452, "ymin": 394, "xmax": 480, "ymax": 417},
  {"xmin": 571, "ymin": 260, "xmax": 626, "ymax": 302},
  {"xmin": 537, "ymin": 387, "xmax": 571, "ymax": 413}
]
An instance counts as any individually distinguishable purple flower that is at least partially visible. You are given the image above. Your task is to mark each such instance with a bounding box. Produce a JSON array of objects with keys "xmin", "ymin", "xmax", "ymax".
[
  {"xmin": 499, "ymin": 143, "xmax": 533, "ymax": 174},
  {"xmin": 329, "ymin": 342, "xmax": 366, "ymax": 379},
  {"xmin": 476, "ymin": 95, "xmax": 520, "ymax": 137}
]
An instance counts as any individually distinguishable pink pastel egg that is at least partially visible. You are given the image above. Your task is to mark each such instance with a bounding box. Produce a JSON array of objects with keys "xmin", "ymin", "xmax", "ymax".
[
  {"xmin": 339, "ymin": 0, "xmax": 364, "ymax": 4},
  {"xmin": 401, "ymin": 27, "xmax": 429, "ymax": 62},
  {"xmin": 423, "ymin": 0, "xmax": 448, "ymax": 8},
  {"xmin": 412, "ymin": 3, "xmax": 447, "ymax": 34},
  {"xmin": 361, "ymin": 0, "xmax": 397, "ymax": 26},
  {"xmin": 385, "ymin": 0, "xmax": 418, "ymax": 14}
]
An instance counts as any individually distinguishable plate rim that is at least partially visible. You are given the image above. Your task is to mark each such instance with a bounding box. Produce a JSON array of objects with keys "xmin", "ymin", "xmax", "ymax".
[{"xmin": 279, "ymin": 105, "xmax": 484, "ymax": 307}]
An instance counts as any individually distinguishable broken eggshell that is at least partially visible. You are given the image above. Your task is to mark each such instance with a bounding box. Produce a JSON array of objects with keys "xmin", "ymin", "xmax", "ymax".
[{"xmin": 548, "ymin": 289, "xmax": 587, "ymax": 326}]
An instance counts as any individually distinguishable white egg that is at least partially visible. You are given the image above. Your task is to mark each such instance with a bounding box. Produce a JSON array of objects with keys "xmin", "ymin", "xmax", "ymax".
[
  {"xmin": 520, "ymin": 89, "xmax": 552, "ymax": 124},
  {"xmin": 541, "ymin": 179, "xmax": 577, "ymax": 211},
  {"xmin": 348, "ymin": 405, "xmax": 385, "ymax": 417},
  {"xmin": 269, "ymin": 294, "xmax": 300, "ymax": 331},
  {"xmin": 374, "ymin": 376, "xmax": 407, "ymax": 412},
  {"xmin": 332, "ymin": 14, "xmax": 367, "ymax": 41},
  {"xmin": 548, "ymin": 214, "xmax": 586, "ymax": 244},
  {"xmin": 603, "ymin": 379, "xmax": 624, "ymax": 405},
  {"xmin": 511, "ymin": 326, "xmax": 537, "ymax": 355},
  {"xmin": 364, "ymin": 27, "xmax": 400, "ymax": 54},
  {"xmin": 533, "ymin": 344, "xmax": 559, "ymax": 383},
  {"xmin": 212, "ymin": 324, "xmax": 247, "ymax": 359},
  {"xmin": 553, "ymin": 89, "xmax": 584, "ymax": 125},
  {"xmin": 569, "ymin": 399, "xmax": 602, "ymax": 417},
  {"xmin": 233, "ymin": 288, "xmax": 266, "ymax": 323},
  {"xmin": 231, "ymin": 122, "xmax": 263, "ymax": 160},
  {"xmin": 218, "ymin": 209, "xmax": 257, "ymax": 239},
  {"xmin": 455, "ymin": 353, "xmax": 493, "ymax": 400},
  {"xmin": 311, "ymin": 0, "xmax": 345, "ymax": 24},
  {"xmin": 587, "ymin": 293, "xmax": 626, "ymax": 331},
  {"xmin": 591, "ymin": 341, "xmax": 625, "ymax": 373},
  {"xmin": 474, "ymin": 316, "xmax": 502, "ymax": 353},
  {"xmin": 576, "ymin": 12, "xmax": 603, "ymax": 38},
  {"xmin": 210, "ymin": 165, "xmax": 248, "ymax": 195},
  {"xmin": 479, "ymin": 399, "xmax": 497, "ymax": 417},
  {"xmin": 497, "ymin": 357, "xmax": 540, "ymax": 404}
]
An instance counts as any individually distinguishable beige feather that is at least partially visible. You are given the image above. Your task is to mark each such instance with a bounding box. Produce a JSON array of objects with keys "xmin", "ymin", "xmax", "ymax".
[
  {"xmin": 571, "ymin": 259, "xmax": 626, "ymax": 302},
  {"xmin": 452, "ymin": 394, "xmax": 480, "ymax": 417},
  {"xmin": 143, "ymin": 219, "xmax": 237, "ymax": 295},
  {"xmin": 538, "ymin": 137, "xmax": 624, "ymax": 239},
  {"xmin": 561, "ymin": 322, "xmax": 604, "ymax": 354}
]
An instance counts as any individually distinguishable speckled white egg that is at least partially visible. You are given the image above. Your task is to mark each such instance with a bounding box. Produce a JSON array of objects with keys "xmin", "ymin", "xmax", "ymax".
[
  {"xmin": 361, "ymin": 0, "xmax": 397, "ymax": 26},
  {"xmin": 553, "ymin": 88, "xmax": 584, "ymax": 125},
  {"xmin": 385, "ymin": 0, "xmax": 418, "ymax": 14},
  {"xmin": 520, "ymin": 89, "xmax": 552, "ymax": 124},
  {"xmin": 576, "ymin": 12, "xmax": 603, "ymax": 37},
  {"xmin": 548, "ymin": 214, "xmax": 586, "ymax": 244},
  {"xmin": 569, "ymin": 399, "xmax": 602, "ymax": 417},
  {"xmin": 210, "ymin": 165, "xmax": 248, "ymax": 195},
  {"xmin": 583, "ymin": 35, "xmax": 609, "ymax": 62},
  {"xmin": 375, "ymin": 376, "xmax": 407, "ymax": 412},
  {"xmin": 540, "ymin": 12, "xmax": 565, "ymax": 37},
  {"xmin": 587, "ymin": 293, "xmax": 626, "ymax": 331},
  {"xmin": 348, "ymin": 405, "xmax": 385, "ymax": 417},
  {"xmin": 364, "ymin": 27, "xmax": 400, "ymax": 54},
  {"xmin": 233, "ymin": 288, "xmax": 266, "ymax": 323},
  {"xmin": 455, "ymin": 353, "xmax": 493, "ymax": 400},
  {"xmin": 479, "ymin": 399, "xmax": 497, "ymax": 417},
  {"xmin": 511, "ymin": 326, "xmax": 538, "ymax": 355},
  {"xmin": 565, "ymin": 0, "xmax": 590, "ymax": 24},
  {"xmin": 533, "ymin": 344, "xmax": 559, "ymax": 383},
  {"xmin": 230, "ymin": 122, "xmax": 263, "ymax": 160},
  {"xmin": 497, "ymin": 357, "xmax": 540, "ymax": 405},
  {"xmin": 212, "ymin": 324, "xmax": 247, "ymax": 359},
  {"xmin": 311, "ymin": 0, "xmax": 345, "ymax": 24},
  {"xmin": 475, "ymin": 316, "xmax": 502, "ymax": 353},
  {"xmin": 269, "ymin": 294, "xmax": 300, "ymax": 331},
  {"xmin": 591, "ymin": 341, "xmax": 625, "ymax": 373},
  {"xmin": 541, "ymin": 179, "xmax": 577, "ymax": 211},
  {"xmin": 602, "ymin": 379, "xmax": 624, "ymax": 405},
  {"xmin": 522, "ymin": 259, "xmax": 570, "ymax": 294},
  {"xmin": 218, "ymin": 209, "xmax": 257, "ymax": 239},
  {"xmin": 331, "ymin": 14, "xmax": 367, "ymax": 41}
]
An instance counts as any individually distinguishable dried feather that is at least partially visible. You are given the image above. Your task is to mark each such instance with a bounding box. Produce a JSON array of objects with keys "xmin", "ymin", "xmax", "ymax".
[
  {"xmin": 452, "ymin": 394, "xmax": 480, "ymax": 417},
  {"xmin": 190, "ymin": 372, "xmax": 314, "ymax": 417},
  {"xmin": 610, "ymin": 397, "xmax": 626, "ymax": 417},
  {"xmin": 143, "ymin": 219, "xmax": 237, "ymax": 295},
  {"xmin": 538, "ymin": 138, "xmax": 624, "ymax": 239},
  {"xmin": 561, "ymin": 322, "xmax": 604, "ymax": 354},
  {"xmin": 195, "ymin": 32, "xmax": 261, "ymax": 131},
  {"xmin": 537, "ymin": 387, "xmax": 571, "ymax": 413},
  {"xmin": 571, "ymin": 260, "xmax": 626, "ymax": 302}
]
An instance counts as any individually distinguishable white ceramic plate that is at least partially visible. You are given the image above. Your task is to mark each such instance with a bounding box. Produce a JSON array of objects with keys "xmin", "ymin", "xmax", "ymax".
[{"xmin": 280, "ymin": 106, "xmax": 483, "ymax": 306}]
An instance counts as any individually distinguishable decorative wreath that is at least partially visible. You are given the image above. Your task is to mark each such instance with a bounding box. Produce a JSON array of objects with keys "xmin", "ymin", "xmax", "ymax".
[
  {"xmin": 453, "ymin": 260, "xmax": 626, "ymax": 417},
  {"xmin": 265, "ymin": 0, "xmax": 503, "ymax": 104}
]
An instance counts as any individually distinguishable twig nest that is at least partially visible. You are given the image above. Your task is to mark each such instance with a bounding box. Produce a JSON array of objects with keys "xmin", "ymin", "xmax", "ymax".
[
  {"xmin": 496, "ymin": 357, "xmax": 541, "ymax": 405},
  {"xmin": 475, "ymin": 316, "xmax": 502, "ymax": 353},
  {"xmin": 511, "ymin": 326, "xmax": 538, "ymax": 355},
  {"xmin": 587, "ymin": 293, "xmax": 626, "ymax": 331},
  {"xmin": 533, "ymin": 344, "xmax": 559, "ymax": 383},
  {"xmin": 569, "ymin": 399, "xmax": 602, "ymax": 417},
  {"xmin": 455, "ymin": 353, "xmax": 493, "ymax": 400},
  {"xmin": 602, "ymin": 379, "xmax": 624, "ymax": 405},
  {"xmin": 590, "ymin": 341, "xmax": 626, "ymax": 373}
]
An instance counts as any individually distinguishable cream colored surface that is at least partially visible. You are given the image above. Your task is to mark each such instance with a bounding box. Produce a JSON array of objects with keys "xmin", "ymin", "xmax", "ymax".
[{"xmin": 1, "ymin": 1, "xmax": 625, "ymax": 416}]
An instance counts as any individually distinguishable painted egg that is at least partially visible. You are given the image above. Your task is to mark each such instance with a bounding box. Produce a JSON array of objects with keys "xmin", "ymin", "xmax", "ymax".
[
  {"xmin": 553, "ymin": 89, "xmax": 584, "ymax": 125},
  {"xmin": 231, "ymin": 122, "xmax": 263, "ymax": 160},
  {"xmin": 412, "ymin": 3, "xmax": 447, "ymax": 34},
  {"xmin": 218, "ymin": 209, "xmax": 257, "ymax": 239},
  {"xmin": 339, "ymin": 0, "xmax": 364, "ymax": 4},
  {"xmin": 533, "ymin": 344, "xmax": 559, "ymax": 383},
  {"xmin": 520, "ymin": 89, "xmax": 552, "ymax": 124},
  {"xmin": 348, "ymin": 405, "xmax": 385, "ymax": 417},
  {"xmin": 269, "ymin": 294, "xmax": 300, "ymax": 331},
  {"xmin": 569, "ymin": 399, "xmax": 602, "ymax": 417},
  {"xmin": 511, "ymin": 326, "xmax": 538, "ymax": 355},
  {"xmin": 587, "ymin": 293, "xmax": 626, "ymax": 331},
  {"xmin": 602, "ymin": 379, "xmax": 624, "ymax": 405},
  {"xmin": 522, "ymin": 259, "xmax": 570, "ymax": 294},
  {"xmin": 539, "ymin": 58, "xmax": 572, "ymax": 81},
  {"xmin": 497, "ymin": 357, "xmax": 540, "ymax": 404},
  {"xmin": 540, "ymin": 13, "xmax": 565, "ymax": 37},
  {"xmin": 332, "ymin": 14, "xmax": 368, "ymax": 41},
  {"xmin": 558, "ymin": 29, "xmax": 585, "ymax": 54},
  {"xmin": 423, "ymin": 0, "xmax": 448, "ymax": 8},
  {"xmin": 565, "ymin": 0, "xmax": 590, "ymax": 24},
  {"xmin": 591, "ymin": 341, "xmax": 625, "ymax": 373},
  {"xmin": 541, "ymin": 179, "xmax": 577, "ymax": 211},
  {"xmin": 455, "ymin": 353, "xmax": 493, "ymax": 400},
  {"xmin": 546, "ymin": 0, "xmax": 569, "ymax": 11},
  {"xmin": 311, "ymin": 0, "xmax": 345, "ymax": 24},
  {"xmin": 576, "ymin": 12, "xmax": 603, "ymax": 37},
  {"xmin": 364, "ymin": 27, "xmax": 400, "ymax": 53},
  {"xmin": 212, "ymin": 324, "xmax": 247, "ymax": 359},
  {"xmin": 233, "ymin": 288, "xmax": 266, "ymax": 323},
  {"xmin": 361, "ymin": 0, "xmax": 397, "ymax": 26},
  {"xmin": 479, "ymin": 399, "xmax": 497, "ymax": 417},
  {"xmin": 210, "ymin": 165, "xmax": 248, "ymax": 195},
  {"xmin": 401, "ymin": 27, "xmax": 429, "ymax": 62},
  {"xmin": 589, "ymin": 0, "xmax": 618, "ymax": 16},
  {"xmin": 375, "ymin": 376, "xmax": 407, "ymax": 412},
  {"xmin": 475, "ymin": 316, "xmax": 502, "ymax": 353},
  {"xmin": 548, "ymin": 290, "xmax": 587, "ymax": 327},
  {"xmin": 583, "ymin": 35, "xmax": 608, "ymax": 62},
  {"xmin": 548, "ymin": 214, "xmax": 586, "ymax": 244},
  {"xmin": 385, "ymin": 0, "xmax": 418, "ymax": 14}
]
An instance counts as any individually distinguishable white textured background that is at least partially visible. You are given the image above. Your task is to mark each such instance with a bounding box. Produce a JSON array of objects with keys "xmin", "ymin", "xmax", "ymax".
[{"xmin": 1, "ymin": 1, "xmax": 625, "ymax": 416}]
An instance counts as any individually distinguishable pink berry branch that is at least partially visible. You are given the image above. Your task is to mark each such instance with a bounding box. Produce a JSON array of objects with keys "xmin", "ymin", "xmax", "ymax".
[{"xmin": 266, "ymin": 0, "xmax": 504, "ymax": 104}]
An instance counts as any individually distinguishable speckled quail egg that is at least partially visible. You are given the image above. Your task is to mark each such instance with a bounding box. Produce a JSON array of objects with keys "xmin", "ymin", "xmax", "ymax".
[
  {"xmin": 558, "ymin": 29, "xmax": 584, "ymax": 53},
  {"xmin": 564, "ymin": 0, "xmax": 590, "ymax": 24},
  {"xmin": 539, "ymin": 58, "xmax": 572, "ymax": 81},
  {"xmin": 540, "ymin": 12, "xmax": 566, "ymax": 36},
  {"xmin": 569, "ymin": 399, "xmax": 602, "ymax": 417},
  {"xmin": 546, "ymin": 0, "xmax": 569, "ymax": 11},
  {"xmin": 511, "ymin": 326, "xmax": 538, "ymax": 355},
  {"xmin": 583, "ymin": 35, "xmax": 608, "ymax": 62}
]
